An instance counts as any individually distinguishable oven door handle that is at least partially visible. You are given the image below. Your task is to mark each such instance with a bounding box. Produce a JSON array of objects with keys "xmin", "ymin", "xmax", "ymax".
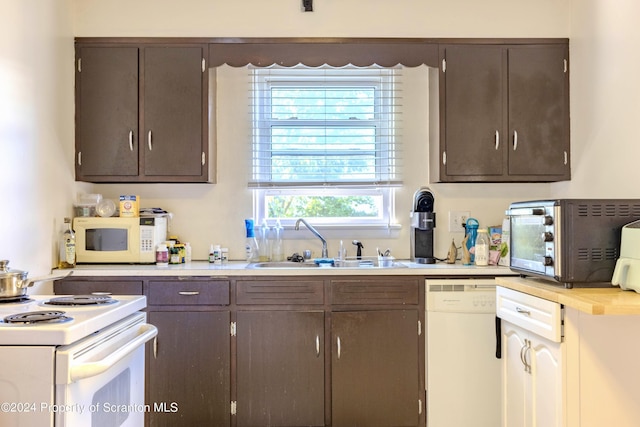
[{"xmin": 69, "ymin": 324, "xmax": 158, "ymax": 382}]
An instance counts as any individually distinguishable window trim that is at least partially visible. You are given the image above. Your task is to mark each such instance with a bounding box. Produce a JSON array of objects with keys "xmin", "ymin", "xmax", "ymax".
[{"xmin": 250, "ymin": 65, "xmax": 402, "ymax": 231}]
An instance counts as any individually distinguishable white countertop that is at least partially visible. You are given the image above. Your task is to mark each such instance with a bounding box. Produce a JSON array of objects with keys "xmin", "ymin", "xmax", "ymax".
[{"xmin": 65, "ymin": 260, "xmax": 515, "ymax": 277}]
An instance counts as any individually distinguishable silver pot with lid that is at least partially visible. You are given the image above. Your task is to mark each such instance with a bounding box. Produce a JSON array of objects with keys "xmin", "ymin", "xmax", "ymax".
[
  {"xmin": 0, "ymin": 260, "xmax": 72, "ymax": 299},
  {"xmin": 0, "ymin": 260, "xmax": 33, "ymax": 299}
]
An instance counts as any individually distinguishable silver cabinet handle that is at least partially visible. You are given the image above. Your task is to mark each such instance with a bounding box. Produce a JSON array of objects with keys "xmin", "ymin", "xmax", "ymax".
[
  {"xmin": 515, "ymin": 306, "xmax": 531, "ymax": 316},
  {"xmin": 128, "ymin": 130, "xmax": 134, "ymax": 151},
  {"xmin": 337, "ymin": 336, "xmax": 341, "ymax": 360},
  {"xmin": 519, "ymin": 342, "xmax": 527, "ymax": 371},
  {"xmin": 178, "ymin": 291, "xmax": 200, "ymax": 296},
  {"xmin": 316, "ymin": 335, "xmax": 320, "ymax": 357},
  {"xmin": 153, "ymin": 336, "xmax": 158, "ymax": 359},
  {"xmin": 513, "ymin": 130, "xmax": 518, "ymax": 151},
  {"xmin": 147, "ymin": 130, "xmax": 153, "ymax": 151},
  {"xmin": 495, "ymin": 130, "xmax": 500, "ymax": 150},
  {"xmin": 78, "ymin": 152, "xmax": 82, "ymax": 166},
  {"xmin": 523, "ymin": 339, "xmax": 532, "ymax": 373}
]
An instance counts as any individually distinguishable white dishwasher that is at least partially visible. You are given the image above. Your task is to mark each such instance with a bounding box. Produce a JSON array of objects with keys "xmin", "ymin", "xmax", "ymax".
[{"xmin": 426, "ymin": 279, "xmax": 501, "ymax": 427}]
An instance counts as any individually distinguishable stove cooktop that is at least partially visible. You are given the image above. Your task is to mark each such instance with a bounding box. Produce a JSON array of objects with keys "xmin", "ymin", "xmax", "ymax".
[{"xmin": 0, "ymin": 295, "xmax": 147, "ymax": 346}]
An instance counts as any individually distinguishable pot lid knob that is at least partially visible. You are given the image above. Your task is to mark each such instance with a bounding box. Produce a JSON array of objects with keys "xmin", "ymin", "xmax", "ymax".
[{"xmin": 0, "ymin": 260, "xmax": 28, "ymax": 279}]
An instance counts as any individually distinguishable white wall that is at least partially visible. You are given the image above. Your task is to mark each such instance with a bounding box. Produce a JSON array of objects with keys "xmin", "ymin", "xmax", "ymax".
[
  {"xmin": 12, "ymin": 0, "xmax": 636, "ymax": 272},
  {"xmin": 557, "ymin": 0, "xmax": 640, "ymax": 199},
  {"xmin": 68, "ymin": 0, "xmax": 570, "ymax": 261},
  {"xmin": 1, "ymin": 0, "xmax": 75, "ymax": 292}
]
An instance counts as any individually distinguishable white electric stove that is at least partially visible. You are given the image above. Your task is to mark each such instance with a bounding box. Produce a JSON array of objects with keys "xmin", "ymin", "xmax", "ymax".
[{"xmin": 0, "ymin": 294, "xmax": 156, "ymax": 427}]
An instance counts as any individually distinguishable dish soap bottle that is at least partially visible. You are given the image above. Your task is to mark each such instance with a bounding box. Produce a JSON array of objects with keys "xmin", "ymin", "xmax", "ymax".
[
  {"xmin": 58, "ymin": 217, "xmax": 76, "ymax": 269},
  {"xmin": 271, "ymin": 219, "xmax": 285, "ymax": 262},
  {"xmin": 244, "ymin": 219, "xmax": 259, "ymax": 262},
  {"xmin": 475, "ymin": 228, "xmax": 490, "ymax": 266}
]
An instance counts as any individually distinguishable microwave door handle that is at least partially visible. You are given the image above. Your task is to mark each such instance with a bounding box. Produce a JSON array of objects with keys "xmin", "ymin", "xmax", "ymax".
[{"xmin": 68, "ymin": 324, "xmax": 158, "ymax": 382}]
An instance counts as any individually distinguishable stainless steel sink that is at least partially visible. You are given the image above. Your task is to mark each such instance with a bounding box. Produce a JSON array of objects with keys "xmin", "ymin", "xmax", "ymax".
[
  {"xmin": 246, "ymin": 258, "xmax": 407, "ymax": 269},
  {"xmin": 246, "ymin": 262, "xmax": 319, "ymax": 269}
]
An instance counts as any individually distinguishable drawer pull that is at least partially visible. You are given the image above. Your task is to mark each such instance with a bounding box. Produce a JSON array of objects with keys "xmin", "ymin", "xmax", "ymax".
[
  {"xmin": 515, "ymin": 306, "xmax": 531, "ymax": 316},
  {"xmin": 178, "ymin": 291, "xmax": 200, "ymax": 296},
  {"xmin": 316, "ymin": 335, "xmax": 320, "ymax": 357}
]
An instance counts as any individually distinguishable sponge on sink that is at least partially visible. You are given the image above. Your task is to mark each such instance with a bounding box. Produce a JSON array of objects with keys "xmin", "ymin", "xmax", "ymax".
[{"xmin": 313, "ymin": 258, "xmax": 335, "ymax": 266}]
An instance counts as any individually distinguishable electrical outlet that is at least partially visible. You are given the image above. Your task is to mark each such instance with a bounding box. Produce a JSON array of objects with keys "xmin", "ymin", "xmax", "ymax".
[{"xmin": 448, "ymin": 210, "xmax": 470, "ymax": 232}]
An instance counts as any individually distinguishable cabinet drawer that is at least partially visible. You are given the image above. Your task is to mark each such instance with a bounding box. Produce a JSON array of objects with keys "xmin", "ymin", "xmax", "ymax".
[
  {"xmin": 496, "ymin": 286, "xmax": 562, "ymax": 342},
  {"xmin": 236, "ymin": 280, "xmax": 324, "ymax": 305},
  {"xmin": 54, "ymin": 279, "xmax": 143, "ymax": 295},
  {"xmin": 331, "ymin": 278, "xmax": 419, "ymax": 305},
  {"xmin": 147, "ymin": 279, "xmax": 230, "ymax": 306}
]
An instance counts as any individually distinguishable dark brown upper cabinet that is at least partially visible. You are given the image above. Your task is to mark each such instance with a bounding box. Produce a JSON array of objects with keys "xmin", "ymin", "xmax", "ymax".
[
  {"xmin": 433, "ymin": 43, "xmax": 570, "ymax": 182},
  {"xmin": 75, "ymin": 44, "xmax": 210, "ymax": 183}
]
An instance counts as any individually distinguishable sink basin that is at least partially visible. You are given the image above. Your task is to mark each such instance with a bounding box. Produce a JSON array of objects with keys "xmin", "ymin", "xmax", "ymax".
[
  {"xmin": 246, "ymin": 259, "xmax": 407, "ymax": 269},
  {"xmin": 246, "ymin": 262, "xmax": 319, "ymax": 269}
]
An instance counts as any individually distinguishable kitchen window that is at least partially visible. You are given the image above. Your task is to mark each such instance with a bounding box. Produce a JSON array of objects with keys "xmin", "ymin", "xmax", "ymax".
[{"xmin": 250, "ymin": 65, "xmax": 403, "ymax": 229}]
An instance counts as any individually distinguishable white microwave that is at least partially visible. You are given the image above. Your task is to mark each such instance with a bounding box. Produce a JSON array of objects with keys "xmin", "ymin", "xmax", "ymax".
[{"xmin": 73, "ymin": 216, "xmax": 168, "ymax": 264}]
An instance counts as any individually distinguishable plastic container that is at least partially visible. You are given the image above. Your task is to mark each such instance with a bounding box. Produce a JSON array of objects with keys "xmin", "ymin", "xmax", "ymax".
[
  {"xmin": 271, "ymin": 219, "xmax": 285, "ymax": 262},
  {"xmin": 184, "ymin": 243, "xmax": 192, "ymax": 263},
  {"xmin": 244, "ymin": 219, "xmax": 259, "ymax": 262},
  {"xmin": 258, "ymin": 219, "xmax": 271, "ymax": 262},
  {"xmin": 95, "ymin": 199, "xmax": 116, "ymax": 217},
  {"xmin": 475, "ymin": 229, "xmax": 490, "ymax": 266},
  {"xmin": 73, "ymin": 204, "xmax": 96, "ymax": 217},
  {"xmin": 156, "ymin": 244, "xmax": 169, "ymax": 266}
]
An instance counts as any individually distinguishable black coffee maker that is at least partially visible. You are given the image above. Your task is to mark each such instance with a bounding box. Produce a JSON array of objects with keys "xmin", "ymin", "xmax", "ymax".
[{"xmin": 410, "ymin": 187, "xmax": 436, "ymax": 264}]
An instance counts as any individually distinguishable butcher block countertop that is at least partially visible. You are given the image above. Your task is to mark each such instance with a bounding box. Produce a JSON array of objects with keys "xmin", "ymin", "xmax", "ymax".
[{"xmin": 496, "ymin": 276, "xmax": 640, "ymax": 315}]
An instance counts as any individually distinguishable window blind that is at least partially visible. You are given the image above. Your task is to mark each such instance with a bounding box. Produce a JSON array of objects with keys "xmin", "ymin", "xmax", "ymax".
[{"xmin": 249, "ymin": 65, "xmax": 403, "ymax": 188}]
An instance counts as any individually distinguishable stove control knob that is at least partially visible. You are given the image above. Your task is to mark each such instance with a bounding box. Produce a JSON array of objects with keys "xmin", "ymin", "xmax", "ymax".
[
  {"xmin": 544, "ymin": 256, "xmax": 554, "ymax": 266},
  {"xmin": 543, "ymin": 232, "xmax": 554, "ymax": 242},
  {"xmin": 543, "ymin": 216, "xmax": 554, "ymax": 226}
]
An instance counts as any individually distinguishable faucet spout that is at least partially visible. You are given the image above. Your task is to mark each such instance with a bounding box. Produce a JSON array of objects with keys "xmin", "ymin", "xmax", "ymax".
[{"xmin": 295, "ymin": 218, "xmax": 328, "ymax": 258}]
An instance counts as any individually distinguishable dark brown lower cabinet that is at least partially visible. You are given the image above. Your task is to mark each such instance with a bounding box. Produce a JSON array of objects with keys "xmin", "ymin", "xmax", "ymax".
[
  {"xmin": 236, "ymin": 310, "xmax": 325, "ymax": 427},
  {"xmin": 331, "ymin": 310, "xmax": 420, "ymax": 427},
  {"xmin": 146, "ymin": 310, "xmax": 231, "ymax": 427},
  {"xmin": 55, "ymin": 275, "xmax": 425, "ymax": 427}
]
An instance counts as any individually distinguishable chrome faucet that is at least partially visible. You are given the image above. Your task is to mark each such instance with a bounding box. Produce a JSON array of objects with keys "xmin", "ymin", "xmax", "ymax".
[{"xmin": 294, "ymin": 218, "xmax": 328, "ymax": 258}]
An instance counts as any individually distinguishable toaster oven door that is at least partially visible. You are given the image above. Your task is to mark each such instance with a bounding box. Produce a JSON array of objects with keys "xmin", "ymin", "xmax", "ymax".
[{"xmin": 508, "ymin": 204, "xmax": 556, "ymax": 278}]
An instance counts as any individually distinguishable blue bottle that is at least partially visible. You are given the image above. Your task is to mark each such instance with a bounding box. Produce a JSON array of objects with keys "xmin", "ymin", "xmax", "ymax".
[{"xmin": 465, "ymin": 218, "xmax": 479, "ymax": 264}]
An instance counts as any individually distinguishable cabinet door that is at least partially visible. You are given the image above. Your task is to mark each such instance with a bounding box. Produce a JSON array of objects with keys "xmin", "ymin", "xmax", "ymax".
[
  {"xmin": 143, "ymin": 46, "xmax": 207, "ymax": 180},
  {"xmin": 146, "ymin": 310, "xmax": 230, "ymax": 427},
  {"xmin": 236, "ymin": 310, "xmax": 325, "ymax": 427},
  {"xmin": 75, "ymin": 46, "xmax": 139, "ymax": 179},
  {"xmin": 530, "ymin": 336, "xmax": 563, "ymax": 427},
  {"xmin": 502, "ymin": 321, "xmax": 528, "ymax": 427},
  {"xmin": 502, "ymin": 321, "xmax": 564, "ymax": 427},
  {"xmin": 508, "ymin": 45, "xmax": 570, "ymax": 179},
  {"xmin": 331, "ymin": 310, "xmax": 419, "ymax": 427},
  {"xmin": 441, "ymin": 45, "xmax": 504, "ymax": 178}
]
